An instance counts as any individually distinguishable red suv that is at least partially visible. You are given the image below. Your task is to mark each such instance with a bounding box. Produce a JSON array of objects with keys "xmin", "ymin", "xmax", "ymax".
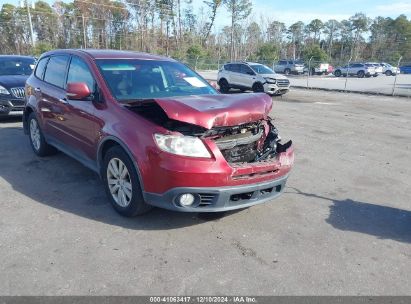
[{"xmin": 24, "ymin": 49, "xmax": 294, "ymax": 216}]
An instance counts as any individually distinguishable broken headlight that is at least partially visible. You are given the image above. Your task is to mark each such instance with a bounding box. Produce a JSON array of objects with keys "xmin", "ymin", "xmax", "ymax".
[{"xmin": 154, "ymin": 134, "xmax": 211, "ymax": 158}]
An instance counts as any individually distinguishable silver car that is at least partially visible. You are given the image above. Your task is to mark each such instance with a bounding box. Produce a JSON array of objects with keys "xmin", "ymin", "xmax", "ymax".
[
  {"xmin": 274, "ymin": 60, "xmax": 304, "ymax": 75},
  {"xmin": 217, "ymin": 62, "xmax": 290, "ymax": 96},
  {"xmin": 380, "ymin": 63, "xmax": 399, "ymax": 76},
  {"xmin": 333, "ymin": 63, "xmax": 376, "ymax": 78}
]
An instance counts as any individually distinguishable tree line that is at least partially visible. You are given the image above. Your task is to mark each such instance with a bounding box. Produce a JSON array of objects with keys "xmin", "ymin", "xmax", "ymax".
[{"xmin": 0, "ymin": 0, "xmax": 410, "ymax": 65}]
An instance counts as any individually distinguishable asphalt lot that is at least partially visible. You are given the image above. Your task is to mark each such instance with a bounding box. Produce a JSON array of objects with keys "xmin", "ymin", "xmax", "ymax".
[
  {"xmin": 200, "ymin": 70, "xmax": 411, "ymax": 97},
  {"xmin": 0, "ymin": 89, "xmax": 410, "ymax": 295}
]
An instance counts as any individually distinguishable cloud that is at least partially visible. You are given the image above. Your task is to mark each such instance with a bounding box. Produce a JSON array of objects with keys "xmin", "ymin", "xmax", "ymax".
[{"xmin": 376, "ymin": 2, "xmax": 411, "ymax": 14}]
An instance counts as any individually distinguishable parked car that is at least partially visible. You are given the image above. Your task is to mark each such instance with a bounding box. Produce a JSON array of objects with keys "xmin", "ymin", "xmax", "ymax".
[
  {"xmin": 217, "ymin": 62, "xmax": 290, "ymax": 96},
  {"xmin": 333, "ymin": 63, "xmax": 376, "ymax": 78},
  {"xmin": 24, "ymin": 50, "xmax": 294, "ymax": 216},
  {"xmin": 0, "ymin": 55, "xmax": 36, "ymax": 116},
  {"xmin": 365, "ymin": 62, "xmax": 383, "ymax": 77},
  {"xmin": 400, "ymin": 65, "xmax": 411, "ymax": 74},
  {"xmin": 304, "ymin": 63, "xmax": 330, "ymax": 75},
  {"xmin": 274, "ymin": 60, "xmax": 304, "ymax": 75},
  {"xmin": 380, "ymin": 63, "xmax": 399, "ymax": 76}
]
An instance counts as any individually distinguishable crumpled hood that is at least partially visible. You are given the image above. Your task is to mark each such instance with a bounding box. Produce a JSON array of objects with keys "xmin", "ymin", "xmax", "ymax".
[
  {"xmin": 0, "ymin": 75, "xmax": 29, "ymax": 88},
  {"xmin": 152, "ymin": 93, "xmax": 273, "ymax": 129}
]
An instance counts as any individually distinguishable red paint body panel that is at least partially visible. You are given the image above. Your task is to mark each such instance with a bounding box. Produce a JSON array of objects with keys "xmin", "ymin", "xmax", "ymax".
[
  {"xmin": 153, "ymin": 93, "xmax": 273, "ymax": 129},
  {"xmin": 25, "ymin": 49, "xmax": 294, "ymax": 208}
]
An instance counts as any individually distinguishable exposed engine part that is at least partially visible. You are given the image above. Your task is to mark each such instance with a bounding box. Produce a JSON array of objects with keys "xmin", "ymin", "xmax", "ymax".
[
  {"xmin": 125, "ymin": 102, "xmax": 291, "ymax": 164},
  {"xmin": 214, "ymin": 128, "xmax": 264, "ymax": 150}
]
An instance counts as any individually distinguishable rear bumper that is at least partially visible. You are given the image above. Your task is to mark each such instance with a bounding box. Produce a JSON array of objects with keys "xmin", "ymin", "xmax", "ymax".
[{"xmin": 143, "ymin": 174, "xmax": 289, "ymax": 212}]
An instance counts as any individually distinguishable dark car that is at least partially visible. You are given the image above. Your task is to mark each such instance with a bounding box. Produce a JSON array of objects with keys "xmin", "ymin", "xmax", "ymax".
[
  {"xmin": 0, "ymin": 55, "xmax": 36, "ymax": 116},
  {"xmin": 400, "ymin": 65, "xmax": 411, "ymax": 74},
  {"xmin": 24, "ymin": 49, "xmax": 294, "ymax": 217}
]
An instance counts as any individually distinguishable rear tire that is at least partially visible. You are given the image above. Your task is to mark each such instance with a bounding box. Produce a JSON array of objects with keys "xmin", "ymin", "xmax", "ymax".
[
  {"xmin": 28, "ymin": 112, "xmax": 56, "ymax": 157},
  {"xmin": 103, "ymin": 146, "xmax": 152, "ymax": 217},
  {"xmin": 218, "ymin": 79, "xmax": 230, "ymax": 94}
]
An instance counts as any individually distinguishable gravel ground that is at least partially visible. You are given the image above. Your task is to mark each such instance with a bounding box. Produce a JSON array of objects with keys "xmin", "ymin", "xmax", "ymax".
[{"xmin": 0, "ymin": 89, "xmax": 410, "ymax": 295}]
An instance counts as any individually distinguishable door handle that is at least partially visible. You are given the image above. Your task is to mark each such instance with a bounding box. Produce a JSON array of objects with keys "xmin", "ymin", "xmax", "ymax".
[
  {"xmin": 34, "ymin": 87, "xmax": 41, "ymax": 92},
  {"xmin": 58, "ymin": 98, "xmax": 69, "ymax": 104}
]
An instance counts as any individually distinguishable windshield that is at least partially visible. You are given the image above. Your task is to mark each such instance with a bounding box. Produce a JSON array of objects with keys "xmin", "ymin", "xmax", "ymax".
[
  {"xmin": 0, "ymin": 57, "xmax": 35, "ymax": 76},
  {"xmin": 250, "ymin": 64, "xmax": 274, "ymax": 74},
  {"xmin": 96, "ymin": 59, "xmax": 217, "ymax": 101}
]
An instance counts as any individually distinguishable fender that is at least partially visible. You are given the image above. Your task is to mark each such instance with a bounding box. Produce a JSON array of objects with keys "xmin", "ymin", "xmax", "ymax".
[{"xmin": 97, "ymin": 135, "xmax": 145, "ymax": 192}]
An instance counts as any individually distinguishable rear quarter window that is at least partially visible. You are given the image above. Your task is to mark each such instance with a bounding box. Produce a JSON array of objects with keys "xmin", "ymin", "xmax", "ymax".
[{"xmin": 34, "ymin": 57, "xmax": 49, "ymax": 79}]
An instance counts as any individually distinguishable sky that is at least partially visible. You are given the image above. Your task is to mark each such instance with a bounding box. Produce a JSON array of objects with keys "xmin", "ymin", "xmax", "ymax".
[{"xmin": 1, "ymin": 0, "xmax": 411, "ymax": 29}]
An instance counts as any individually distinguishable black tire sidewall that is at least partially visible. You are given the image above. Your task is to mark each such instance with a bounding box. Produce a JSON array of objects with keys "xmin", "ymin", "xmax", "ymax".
[
  {"xmin": 219, "ymin": 79, "xmax": 229, "ymax": 93},
  {"xmin": 28, "ymin": 112, "xmax": 51, "ymax": 157},
  {"xmin": 253, "ymin": 83, "xmax": 264, "ymax": 93},
  {"xmin": 103, "ymin": 146, "xmax": 151, "ymax": 217}
]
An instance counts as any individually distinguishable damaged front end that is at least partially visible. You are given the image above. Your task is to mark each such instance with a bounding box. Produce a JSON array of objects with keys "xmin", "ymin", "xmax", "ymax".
[
  {"xmin": 203, "ymin": 119, "xmax": 292, "ymax": 164},
  {"xmin": 125, "ymin": 100, "xmax": 292, "ymax": 165}
]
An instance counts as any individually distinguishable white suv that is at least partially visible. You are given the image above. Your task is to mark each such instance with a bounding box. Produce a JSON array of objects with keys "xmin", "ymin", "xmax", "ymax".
[
  {"xmin": 217, "ymin": 62, "xmax": 290, "ymax": 96},
  {"xmin": 333, "ymin": 63, "xmax": 376, "ymax": 78}
]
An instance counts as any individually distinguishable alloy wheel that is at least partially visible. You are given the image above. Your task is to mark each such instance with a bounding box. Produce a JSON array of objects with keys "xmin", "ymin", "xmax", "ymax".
[
  {"xmin": 30, "ymin": 119, "xmax": 41, "ymax": 151},
  {"xmin": 107, "ymin": 158, "xmax": 133, "ymax": 207}
]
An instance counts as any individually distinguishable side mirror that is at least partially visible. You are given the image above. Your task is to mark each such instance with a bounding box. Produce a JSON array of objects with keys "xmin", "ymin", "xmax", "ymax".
[
  {"xmin": 66, "ymin": 82, "xmax": 91, "ymax": 100},
  {"xmin": 247, "ymin": 71, "xmax": 255, "ymax": 76}
]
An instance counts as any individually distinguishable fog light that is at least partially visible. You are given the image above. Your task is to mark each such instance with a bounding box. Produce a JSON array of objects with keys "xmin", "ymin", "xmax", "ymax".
[{"xmin": 179, "ymin": 193, "xmax": 195, "ymax": 206}]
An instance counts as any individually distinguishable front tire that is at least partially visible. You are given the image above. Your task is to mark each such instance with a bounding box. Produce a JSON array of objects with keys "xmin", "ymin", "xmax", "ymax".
[
  {"xmin": 385, "ymin": 70, "xmax": 392, "ymax": 76},
  {"xmin": 252, "ymin": 82, "xmax": 264, "ymax": 93},
  {"xmin": 103, "ymin": 146, "xmax": 152, "ymax": 217},
  {"xmin": 334, "ymin": 70, "xmax": 342, "ymax": 77},
  {"xmin": 284, "ymin": 68, "xmax": 291, "ymax": 75},
  {"xmin": 218, "ymin": 79, "xmax": 230, "ymax": 94},
  {"xmin": 28, "ymin": 112, "xmax": 56, "ymax": 157}
]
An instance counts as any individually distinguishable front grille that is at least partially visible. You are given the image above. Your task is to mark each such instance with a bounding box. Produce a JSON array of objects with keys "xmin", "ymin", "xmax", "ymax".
[
  {"xmin": 198, "ymin": 193, "xmax": 217, "ymax": 207},
  {"xmin": 10, "ymin": 87, "xmax": 25, "ymax": 99},
  {"xmin": 229, "ymin": 185, "xmax": 282, "ymax": 203},
  {"xmin": 277, "ymin": 79, "xmax": 290, "ymax": 87},
  {"xmin": 9, "ymin": 99, "xmax": 25, "ymax": 107}
]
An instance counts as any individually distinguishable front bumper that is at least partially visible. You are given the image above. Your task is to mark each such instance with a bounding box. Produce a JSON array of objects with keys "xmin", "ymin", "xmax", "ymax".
[
  {"xmin": 143, "ymin": 174, "xmax": 289, "ymax": 212},
  {"xmin": 0, "ymin": 95, "xmax": 25, "ymax": 115},
  {"xmin": 264, "ymin": 83, "xmax": 290, "ymax": 95}
]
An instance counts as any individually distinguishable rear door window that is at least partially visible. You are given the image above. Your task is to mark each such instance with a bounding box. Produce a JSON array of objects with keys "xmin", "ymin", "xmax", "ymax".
[
  {"xmin": 44, "ymin": 55, "xmax": 69, "ymax": 88},
  {"xmin": 231, "ymin": 64, "xmax": 240, "ymax": 73}
]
